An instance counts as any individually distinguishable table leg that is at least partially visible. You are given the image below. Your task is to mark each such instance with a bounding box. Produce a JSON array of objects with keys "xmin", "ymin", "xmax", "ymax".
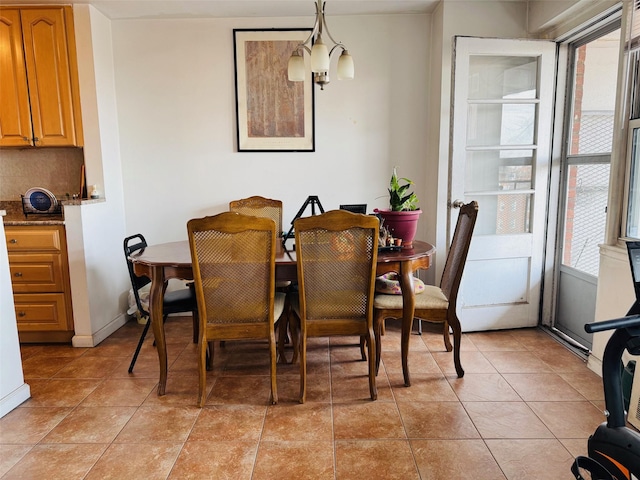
[
  {"xmin": 148, "ymin": 267, "xmax": 168, "ymax": 396},
  {"xmin": 399, "ymin": 264, "xmax": 416, "ymax": 387}
]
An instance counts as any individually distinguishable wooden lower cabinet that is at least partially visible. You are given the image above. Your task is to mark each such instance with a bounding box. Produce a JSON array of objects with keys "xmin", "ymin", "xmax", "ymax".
[{"xmin": 5, "ymin": 225, "xmax": 74, "ymax": 343}]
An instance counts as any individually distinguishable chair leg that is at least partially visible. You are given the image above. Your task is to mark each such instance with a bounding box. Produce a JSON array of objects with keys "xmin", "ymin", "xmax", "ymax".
[
  {"xmin": 442, "ymin": 321, "xmax": 453, "ymax": 352},
  {"xmin": 128, "ymin": 315, "xmax": 151, "ymax": 373},
  {"xmin": 367, "ymin": 327, "xmax": 377, "ymax": 401},
  {"xmin": 269, "ymin": 331, "xmax": 278, "ymax": 405},
  {"xmin": 416, "ymin": 318, "xmax": 422, "ymax": 335},
  {"xmin": 198, "ymin": 338, "xmax": 207, "ymax": 407},
  {"xmin": 359, "ymin": 336, "xmax": 367, "ymax": 361},
  {"xmin": 188, "ymin": 282, "xmax": 198, "ymax": 344},
  {"xmin": 299, "ymin": 330, "xmax": 307, "ymax": 404},
  {"xmin": 374, "ymin": 318, "xmax": 383, "ymax": 376},
  {"xmin": 277, "ymin": 317, "xmax": 288, "ymax": 363},
  {"xmin": 277, "ymin": 298, "xmax": 291, "ymax": 364},
  {"xmin": 206, "ymin": 341, "xmax": 214, "ymax": 371},
  {"xmin": 449, "ymin": 315, "xmax": 464, "ymax": 378},
  {"xmin": 289, "ymin": 313, "xmax": 300, "ymax": 365},
  {"xmin": 192, "ymin": 310, "xmax": 199, "ymax": 344}
]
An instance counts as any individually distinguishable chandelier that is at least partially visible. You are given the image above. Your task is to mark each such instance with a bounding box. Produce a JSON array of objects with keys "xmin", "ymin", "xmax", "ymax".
[{"xmin": 287, "ymin": 0, "xmax": 354, "ymax": 90}]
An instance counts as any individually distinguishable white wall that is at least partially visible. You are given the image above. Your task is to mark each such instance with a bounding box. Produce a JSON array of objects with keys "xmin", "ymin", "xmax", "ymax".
[
  {"xmin": 590, "ymin": 245, "xmax": 636, "ymax": 372},
  {"xmin": 67, "ymin": 5, "xmax": 129, "ymax": 346},
  {"xmin": 111, "ymin": 14, "xmax": 431, "ymax": 245}
]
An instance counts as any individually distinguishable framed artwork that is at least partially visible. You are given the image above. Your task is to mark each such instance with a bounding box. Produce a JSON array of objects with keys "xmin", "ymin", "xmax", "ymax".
[{"xmin": 234, "ymin": 28, "xmax": 315, "ymax": 152}]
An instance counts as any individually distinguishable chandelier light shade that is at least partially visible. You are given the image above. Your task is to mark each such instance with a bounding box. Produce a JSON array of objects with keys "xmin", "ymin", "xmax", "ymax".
[
  {"xmin": 287, "ymin": 0, "xmax": 354, "ymax": 90},
  {"xmin": 310, "ymin": 37, "xmax": 330, "ymax": 72},
  {"xmin": 288, "ymin": 50, "xmax": 306, "ymax": 81},
  {"xmin": 337, "ymin": 50, "xmax": 354, "ymax": 80}
]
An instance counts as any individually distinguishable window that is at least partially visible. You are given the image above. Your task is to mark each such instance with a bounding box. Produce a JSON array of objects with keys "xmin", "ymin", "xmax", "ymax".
[
  {"xmin": 624, "ymin": 1, "xmax": 640, "ymax": 239},
  {"xmin": 561, "ymin": 26, "xmax": 620, "ymax": 275},
  {"xmin": 626, "ymin": 119, "xmax": 640, "ymax": 238}
]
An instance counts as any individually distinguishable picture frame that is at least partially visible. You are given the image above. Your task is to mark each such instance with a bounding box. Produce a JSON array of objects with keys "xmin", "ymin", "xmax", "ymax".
[{"xmin": 234, "ymin": 28, "xmax": 315, "ymax": 152}]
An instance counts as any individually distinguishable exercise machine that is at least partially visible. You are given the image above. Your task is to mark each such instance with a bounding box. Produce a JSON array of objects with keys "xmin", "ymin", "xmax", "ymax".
[
  {"xmin": 572, "ymin": 314, "xmax": 640, "ymax": 480},
  {"xmin": 572, "ymin": 242, "xmax": 640, "ymax": 480}
]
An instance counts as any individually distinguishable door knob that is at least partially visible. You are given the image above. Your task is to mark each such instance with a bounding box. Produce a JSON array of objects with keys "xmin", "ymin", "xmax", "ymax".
[{"xmin": 451, "ymin": 199, "xmax": 464, "ymax": 209}]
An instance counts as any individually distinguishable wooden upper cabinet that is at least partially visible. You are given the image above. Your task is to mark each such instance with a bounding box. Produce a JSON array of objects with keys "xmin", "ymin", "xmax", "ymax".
[
  {"xmin": 0, "ymin": 10, "xmax": 33, "ymax": 146},
  {"xmin": 0, "ymin": 7, "xmax": 83, "ymax": 147}
]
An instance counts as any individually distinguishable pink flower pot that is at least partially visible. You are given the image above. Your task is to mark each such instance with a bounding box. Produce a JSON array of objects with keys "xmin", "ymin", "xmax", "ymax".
[{"xmin": 374, "ymin": 209, "xmax": 422, "ymax": 247}]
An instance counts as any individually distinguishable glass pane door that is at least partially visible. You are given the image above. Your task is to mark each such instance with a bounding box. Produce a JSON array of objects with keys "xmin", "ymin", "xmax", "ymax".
[{"xmin": 451, "ymin": 37, "xmax": 556, "ymax": 331}]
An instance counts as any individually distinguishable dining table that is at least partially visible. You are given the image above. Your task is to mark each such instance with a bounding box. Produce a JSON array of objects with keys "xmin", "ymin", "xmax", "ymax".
[{"xmin": 130, "ymin": 239, "xmax": 435, "ymax": 395}]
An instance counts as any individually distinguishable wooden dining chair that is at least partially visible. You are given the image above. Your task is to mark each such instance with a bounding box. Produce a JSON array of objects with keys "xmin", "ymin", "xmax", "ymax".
[
  {"xmin": 289, "ymin": 209, "xmax": 379, "ymax": 403},
  {"xmin": 372, "ymin": 200, "xmax": 478, "ymax": 378},
  {"xmin": 124, "ymin": 234, "xmax": 198, "ymax": 373},
  {"xmin": 230, "ymin": 195, "xmax": 291, "ymax": 361},
  {"xmin": 187, "ymin": 212, "xmax": 285, "ymax": 406},
  {"xmin": 229, "ymin": 196, "xmax": 284, "ymax": 237}
]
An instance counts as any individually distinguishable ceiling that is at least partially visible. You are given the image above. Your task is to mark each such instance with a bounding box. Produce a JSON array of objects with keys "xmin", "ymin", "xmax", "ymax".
[{"xmin": 9, "ymin": 0, "xmax": 443, "ymax": 19}]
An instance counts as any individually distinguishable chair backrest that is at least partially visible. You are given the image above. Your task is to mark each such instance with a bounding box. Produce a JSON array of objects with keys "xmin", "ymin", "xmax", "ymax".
[
  {"xmin": 187, "ymin": 212, "xmax": 277, "ymax": 326},
  {"xmin": 440, "ymin": 201, "xmax": 479, "ymax": 305},
  {"xmin": 294, "ymin": 210, "xmax": 379, "ymax": 321},
  {"xmin": 229, "ymin": 196, "xmax": 283, "ymax": 236},
  {"xmin": 123, "ymin": 233, "xmax": 151, "ymax": 316}
]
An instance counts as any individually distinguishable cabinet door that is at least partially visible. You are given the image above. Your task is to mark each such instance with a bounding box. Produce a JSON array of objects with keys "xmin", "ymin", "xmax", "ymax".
[
  {"xmin": 14, "ymin": 293, "xmax": 69, "ymax": 331},
  {"xmin": 8, "ymin": 253, "xmax": 65, "ymax": 293},
  {"xmin": 0, "ymin": 9, "xmax": 33, "ymax": 146},
  {"xmin": 20, "ymin": 8, "xmax": 77, "ymax": 147},
  {"xmin": 5, "ymin": 226, "xmax": 62, "ymax": 252}
]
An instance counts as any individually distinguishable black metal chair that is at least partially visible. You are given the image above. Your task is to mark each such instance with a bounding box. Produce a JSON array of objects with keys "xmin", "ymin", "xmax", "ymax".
[{"xmin": 124, "ymin": 234, "xmax": 198, "ymax": 373}]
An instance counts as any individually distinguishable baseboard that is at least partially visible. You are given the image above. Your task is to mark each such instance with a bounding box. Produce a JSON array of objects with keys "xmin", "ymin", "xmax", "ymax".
[
  {"xmin": 587, "ymin": 354, "xmax": 603, "ymax": 377},
  {"xmin": 0, "ymin": 383, "xmax": 31, "ymax": 418},
  {"xmin": 72, "ymin": 313, "xmax": 128, "ymax": 347}
]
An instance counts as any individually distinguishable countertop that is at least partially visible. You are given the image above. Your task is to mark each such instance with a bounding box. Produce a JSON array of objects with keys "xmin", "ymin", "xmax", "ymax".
[{"xmin": 0, "ymin": 199, "xmax": 103, "ymax": 226}]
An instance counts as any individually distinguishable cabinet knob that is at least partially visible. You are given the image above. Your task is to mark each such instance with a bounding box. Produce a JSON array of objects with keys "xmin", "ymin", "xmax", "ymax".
[
  {"xmin": 9, "ymin": 239, "xmax": 18, "ymax": 244},
  {"xmin": 17, "ymin": 311, "xmax": 26, "ymax": 317},
  {"xmin": 14, "ymin": 272, "xmax": 23, "ymax": 277}
]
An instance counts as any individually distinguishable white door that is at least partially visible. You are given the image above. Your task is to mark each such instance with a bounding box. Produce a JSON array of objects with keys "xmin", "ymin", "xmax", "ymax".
[{"xmin": 451, "ymin": 37, "xmax": 556, "ymax": 331}]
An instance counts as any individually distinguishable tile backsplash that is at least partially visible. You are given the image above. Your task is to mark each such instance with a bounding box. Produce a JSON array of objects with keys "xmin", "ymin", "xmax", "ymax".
[{"xmin": 0, "ymin": 147, "xmax": 84, "ymax": 201}]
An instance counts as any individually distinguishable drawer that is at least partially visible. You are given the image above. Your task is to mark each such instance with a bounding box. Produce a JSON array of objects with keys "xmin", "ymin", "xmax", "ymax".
[
  {"xmin": 8, "ymin": 253, "xmax": 65, "ymax": 292},
  {"xmin": 14, "ymin": 293, "xmax": 70, "ymax": 332},
  {"xmin": 5, "ymin": 227, "xmax": 62, "ymax": 252}
]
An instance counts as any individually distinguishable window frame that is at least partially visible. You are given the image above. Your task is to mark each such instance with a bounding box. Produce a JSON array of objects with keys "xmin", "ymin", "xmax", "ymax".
[
  {"xmin": 615, "ymin": 1, "xmax": 640, "ymax": 242},
  {"xmin": 623, "ymin": 117, "xmax": 640, "ymax": 239}
]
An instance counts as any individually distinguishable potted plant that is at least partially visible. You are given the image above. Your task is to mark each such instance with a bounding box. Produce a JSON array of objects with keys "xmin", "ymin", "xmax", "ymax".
[{"xmin": 375, "ymin": 167, "xmax": 422, "ymax": 247}]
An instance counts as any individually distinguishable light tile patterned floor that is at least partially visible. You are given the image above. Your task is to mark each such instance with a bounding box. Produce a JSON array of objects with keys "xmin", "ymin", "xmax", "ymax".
[{"xmin": 0, "ymin": 318, "xmax": 607, "ymax": 479}]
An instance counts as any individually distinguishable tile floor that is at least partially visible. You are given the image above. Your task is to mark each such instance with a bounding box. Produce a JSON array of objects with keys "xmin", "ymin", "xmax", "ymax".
[{"xmin": 0, "ymin": 318, "xmax": 608, "ymax": 479}]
